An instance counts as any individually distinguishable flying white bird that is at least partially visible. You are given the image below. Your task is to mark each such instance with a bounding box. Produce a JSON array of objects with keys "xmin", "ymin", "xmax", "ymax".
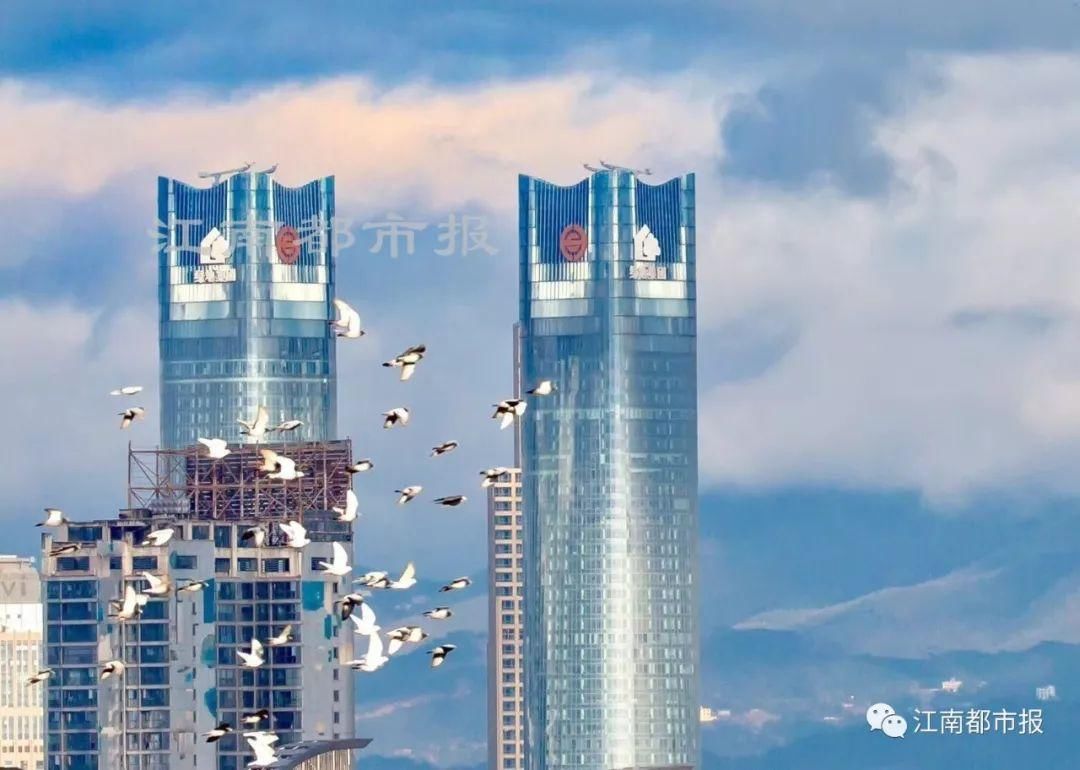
[
  {"xmin": 238, "ymin": 405, "xmax": 270, "ymax": 442},
  {"xmin": 267, "ymin": 625, "xmax": 293, "ymax": 647},
  {"xmin": 389, "ymin": 562, "xmax": 417, "ymax": 590},
  {"xmin": 245, "ymin": 733, "xmax": 280, "ymax": 768},
  {"xmin": 347, "ymin": 631, "xmax": 388, "ymax": 672},
  {"xmin": 141, "ymin": 527, "xmax": 175, "ymax": 546},
  {"xmin": 330, "ymin": 298, "xmax": 364, "ymax": 339},
  {"xmin": 197, "ymin": 437, "xmax": 231, "ymax": 459},
  {"xmin": 353, "ymin": 571, "xmax": 388, "ymax": 587},
  {"xmin": 237, "ymin": 638, "xmax": 265, "ymax": 668},
  {"xmin": 119, "ymin": 407, "xmax": 146, "ymax": 429},
  {"xmin": 423, "ymin": 607, "xmax": 452, "ymax": 620},
  {"xmin": 382, "ymin": 407, "xmax": 410, "ymax": 429},
  {"xmin": 48, "ymin": 543, "xmax": 81, "ymax": 557},
  {"xmin": 242, "ymin": 709, "xmax": 269, "ymax": 726},
  {"xmin": 240, "ymin": 525, "xmax": 267, "ymax": 547},
  {"xmin": 271, "ymin": 419, "xmax": 303, "ymax": 433},
  {"xmin": 333, "ymin": 489, "xmax": 359, "ymax": 522},
  {"xmin": 256, "ymin": 450, "xmax": 279, "ymax": 472},
  {"xmin": 431, "ymin": 440, "xmax": 459, "ymax": 457},
  {"xmin": 37, "ymin": 508, "xmax": 66, "ymax": 527},
  {"xmin": 142, "ymin": 572, "xmax": 170, "ymax": 596},
  {"xmin": 428, "ymin": 644, "xmax": 457, "ymax": 668},
  {"xmin": 387, "ymin": 625, "xmax": 428, "ymax": 655},
  {"xmin": 480, "ymin": 467, "xmax": 511, "ymax": 488},
  {"xmin": 110, "ymin": 385, "xmax": 143, "ymax": 396},
  {"xmin": 526, "ymin": 380, "xmax": 556, "ymax": 396},
  {"xmin": 205, "ymin": 721, "xmax": 235, "ymax": 738},
  {"xmin": 116, "ymin": 586, "xmax": 149, "ymax": 621},
  {"xmin": 348, "ymin": 602, "xmax": 380, "ymax": 636},
  {"xmin": 337, "ymin": 593, "xmax": 366, "ymax": 621},
  {"xmin": 243, "ymin": 730, "xmax": 279, "ymax": 746},
  {"xmin": 26, "ymin": 668, "xmax": 54, "ymax": 685},
  {"xmin": 100, "ymin": 660, "xmax": 125, "ymax": 680},
  {"xmin": 268, "ymin": 456, "xmax": 304, "ymax": 481},
  {"xmin": 259, "ymin": 449, "xmax": 305, "ymax": 480},
  {"xmin": 434, "ymin": 495, "xmax": 467, "ymax": 507},
  {"xmin": 395, "ymin": 486, "xmax": 422, "ymax": 505},
  {"xmin": 346, "ymin": 459, "xmax": 374, "ymax": 474},
  {"xmin": 203, "ymin": 722, "xmax": 233, "ymax": 743},
  {"xmin": 318, "ymin": 542, "xmax": 352, "ymax": 577},
  {"xmin": 177, "ymin": 579, "xmax": 210, "ymax": 594},
  {"xmin": 279, "ymin": 521, "xmax": 310, "ymax": 549},
  {"xmin": 439, "ymin": 577, "xmax": 472, "ymax": 593},
  {"xmin": 382, "ymin": 344, "xmax": 426, "ymax": 381},
  {"xmin": 492, "ymin": 399, "xmax": 527, "ymax": 430}
]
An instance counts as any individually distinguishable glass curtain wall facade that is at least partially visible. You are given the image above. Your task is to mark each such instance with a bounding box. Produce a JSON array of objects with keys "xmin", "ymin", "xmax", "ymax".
[
  {"xmin": 158, "ymin": 171, "xmax": 337, "ymax": 449},
  {"xmin": 519, "ymin": 170, "xmax": 699, "ymax": 770}
]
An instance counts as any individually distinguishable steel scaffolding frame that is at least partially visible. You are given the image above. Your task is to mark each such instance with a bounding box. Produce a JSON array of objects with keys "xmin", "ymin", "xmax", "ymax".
[{"xmin": 126, "ymin": 440, "xmax": 353, "ymax": 521}]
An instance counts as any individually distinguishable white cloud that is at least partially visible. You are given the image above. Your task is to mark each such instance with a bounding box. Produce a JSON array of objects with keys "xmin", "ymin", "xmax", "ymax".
[
  {"xmin": 0, "ymin": 300, "xmax": 157, "ymax": 554},
  {"xmin": 0, "ymin": 74, "xmax": 718, "ymax": 229},
  {"xmin": 699, "ymin": 52, "xmax": 1080, "ymax": 502}
]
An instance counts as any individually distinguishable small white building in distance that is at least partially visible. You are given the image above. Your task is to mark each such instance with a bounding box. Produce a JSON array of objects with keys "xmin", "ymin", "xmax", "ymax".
[
  {"xmin": 1036, "ymin": 685, "xmax": 1057, "ymax": 701},
  {"xmin": 0, "ymin": 554, "xmax": 44, "ymax": 770},
  {"xmin": 699, "ymin": 707, "xmax": 731, "ymax": 724},
  {"xmin": 941, "ymin": 678, "xmax": 963, "ymax": 693}
]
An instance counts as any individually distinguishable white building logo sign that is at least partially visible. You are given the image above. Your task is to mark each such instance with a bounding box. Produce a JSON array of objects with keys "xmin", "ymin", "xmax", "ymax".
[
  {"xmin": 630, "ymin": 224, "xmax": 667, "ymax": 280},
  {"xmin": 194, "ymin": 226, "xmax": 237, "ymax": 284}
]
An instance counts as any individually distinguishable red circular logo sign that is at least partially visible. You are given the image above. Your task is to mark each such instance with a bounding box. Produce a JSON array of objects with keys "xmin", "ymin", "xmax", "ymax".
[
  {"xmin": 276, "ymin": 225, "xmax": 301, "ymax": 264},
  {"xmin": 559, "ymin": 224, "xmax": 588, "ymax": 262}
]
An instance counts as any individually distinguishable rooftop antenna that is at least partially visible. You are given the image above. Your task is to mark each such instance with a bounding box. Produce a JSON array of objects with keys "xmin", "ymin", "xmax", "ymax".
[
  {"xmin": 599, "ymin": 160, "xmax": 652, "ymax": 176},
  {"xmin": 197, "ymin": 161, "xmax": 253, "ymax": 185}
]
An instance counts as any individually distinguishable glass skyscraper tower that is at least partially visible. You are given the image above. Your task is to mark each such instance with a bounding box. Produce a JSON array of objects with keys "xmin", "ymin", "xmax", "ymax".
[
  {"xmin": 158, "ymin": 170, "xmax": 338, "ymax": 449},
  {"xmin": 518, "ymin": 169, "xmax": 699, "ymax": 770}
]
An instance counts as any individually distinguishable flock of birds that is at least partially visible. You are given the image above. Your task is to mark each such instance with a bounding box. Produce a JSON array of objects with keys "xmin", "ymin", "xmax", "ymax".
[{"xmin": 28, "ymin": 297, "xmax": 556, "ymax": 767}]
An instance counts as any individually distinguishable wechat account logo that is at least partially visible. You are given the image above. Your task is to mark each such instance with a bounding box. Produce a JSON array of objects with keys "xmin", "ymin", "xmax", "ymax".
[{"xmin": 867, "ymin": 703, "xmax": 908, "ymax": 739}]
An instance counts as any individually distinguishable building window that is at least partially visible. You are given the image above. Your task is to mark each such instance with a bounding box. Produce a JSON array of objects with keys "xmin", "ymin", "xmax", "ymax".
[
  {"xmin": 263, "ymin": 558, "xmax": 290, "ymax": 573},
  {"xmin": 132, "ymin": 556, "xmax": 158, "ymax": 571},
  {"xmin": 66, "ymin": 526, "xmax": 103, "ymax": 543},
  {"xmin": 55, "ymin": 557, "xmax": 89, "ymax": 572},
  {"xmin": 237, "ymin": 558, "xmax": 257, "ymax": 572},
  {"xmin": 191, "ymin": 525, "xmax": 210, "ymax": 540},
  {"xmin": 109, "ymin": 556, "xmax": 123, "ymax": 571},
  {"xmin": 172, "ymin": 554, "xmax": 197, "ymax": 570},
  {"xmin": 214, "ymin": 526, "xmax": 232, "ymax": 547},
  {"xmin": 215, "ymin": 558, "xmax": 231, "ymax": 574}
]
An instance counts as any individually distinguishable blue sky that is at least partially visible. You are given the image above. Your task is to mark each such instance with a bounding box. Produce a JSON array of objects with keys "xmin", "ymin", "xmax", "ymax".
[{"xmin": 4, "ymin": 3, "xmax": 1080, "ymax": 768}]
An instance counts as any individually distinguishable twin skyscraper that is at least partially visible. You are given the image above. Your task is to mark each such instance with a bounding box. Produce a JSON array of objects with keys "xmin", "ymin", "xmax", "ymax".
[{"xmin": 42, "ymin": 166, "xmax": 699, "ymax": 770}]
